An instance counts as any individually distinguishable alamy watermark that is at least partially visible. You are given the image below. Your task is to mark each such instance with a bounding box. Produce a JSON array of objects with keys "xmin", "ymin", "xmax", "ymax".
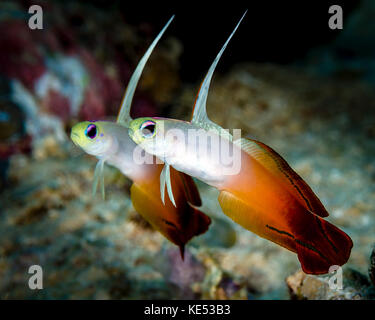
[
  {"xmin": 27, "ymin": 5, "xmax": 342, "ymax": 31},
  {"xmin": 328, "ymin": 5, "xmax": 343, "ymax": 30},
  {"xmin": 28, "ymin": 5, "xmax": 43, "ymax": 30},
  {"xmin": 327, "ymin": 265, "xmax": 343, "ymax": 290},
  {"xmin": 132, "ymin": 125, "xmax": 243, "ymax": 177},
  {"xmin": 25, "ymin": 263, "xmax": 345, "ymax": 292},
  {"xmin": 28, "ymin": 265, "xmax": 43, "ymax": 290}
]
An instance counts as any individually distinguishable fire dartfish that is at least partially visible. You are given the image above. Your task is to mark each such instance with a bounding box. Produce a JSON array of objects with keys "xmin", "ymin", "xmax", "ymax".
[
  {"xmin": 70, "ymin": 16, "xmax": 211, "ymax": 257},
  {"xmin": 128, "ymin": 12, "xmax": 353, "ymax": 274}
]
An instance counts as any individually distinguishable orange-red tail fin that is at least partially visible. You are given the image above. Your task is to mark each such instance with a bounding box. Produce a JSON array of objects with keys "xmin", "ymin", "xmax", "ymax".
[{"xmin": 292, "ymin": 211, "xmax": 353, "ymax": 274}]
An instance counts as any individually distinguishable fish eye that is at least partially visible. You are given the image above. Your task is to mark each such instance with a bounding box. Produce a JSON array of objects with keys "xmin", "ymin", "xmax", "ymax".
[
  {"xmin": 140, "ymin": 120, "xmax": 156, "ymax": 138},
  {"xmin": 85, "ymin": 124, "xmax": 97, "ymax": 139}
]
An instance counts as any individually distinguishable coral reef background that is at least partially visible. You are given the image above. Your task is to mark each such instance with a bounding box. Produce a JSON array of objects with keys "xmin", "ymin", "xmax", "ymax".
[{"xmin": 0, "ymin": 0, "xmax": 374, "ymax": 299}]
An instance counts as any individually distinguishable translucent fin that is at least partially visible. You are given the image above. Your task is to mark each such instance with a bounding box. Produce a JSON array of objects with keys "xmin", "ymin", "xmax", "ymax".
[
  {"xmin": 160, "ymin": 164, "xmax": 167, "ymax": 205},
  {"xmin": 165, "ymin": 164, "xmax": 176, "ymax": 207},
  {"xmin": 116, "ymin": 15, "xmax": 175, "ymax": 126},
  {"xmin": 160, "ymin": 164, "xmax": 176, "ymax": 207},
  {"xmin": 191, "ymin": 11, "xmax": 247, "ymax": 132},
  {"xmin": 100, "ymin": 161, "xmax": 105, "ymax": 200},
  {"xmin": 92, "ymin": 159, "xmax": 105, "ymax": 200}
]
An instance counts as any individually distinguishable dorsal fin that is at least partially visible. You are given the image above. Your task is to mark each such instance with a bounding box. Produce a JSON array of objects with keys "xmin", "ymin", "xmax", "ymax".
[
  {"xmin": 191, "ymin": 10, "xmax": 247, "ymax": 135},
  {"xmin": 116, "ymin": 15, "xmax": 174, "ymax": 126},
  {"xmin": 234, "ymin": 137, "xmax": 329, "ymax": 217}
]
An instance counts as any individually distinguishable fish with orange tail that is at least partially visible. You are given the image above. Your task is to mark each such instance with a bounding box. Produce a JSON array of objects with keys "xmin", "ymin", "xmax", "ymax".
[
  {"xmin": 128, "ymin": 12, "xmax": 353, "ymax": 274},
  {"xmin": 70, "ymin": 16, "xmax": 211, "ymax": 257}
]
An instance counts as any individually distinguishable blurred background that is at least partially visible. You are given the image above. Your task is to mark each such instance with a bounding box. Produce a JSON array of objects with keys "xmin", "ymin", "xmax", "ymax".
[{"xmin": 0, "ymin": 0, "xmax": 374, "ymax": 299}]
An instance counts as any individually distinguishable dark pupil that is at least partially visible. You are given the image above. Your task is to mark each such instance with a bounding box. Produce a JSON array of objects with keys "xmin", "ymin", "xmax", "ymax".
[
  {"xmin": 142, "ymin": 124, "xmax": 155, "ymax": 136},
  {"xmin": 86, "ymin": 125, "xmax": 97, "ymax": 139}
]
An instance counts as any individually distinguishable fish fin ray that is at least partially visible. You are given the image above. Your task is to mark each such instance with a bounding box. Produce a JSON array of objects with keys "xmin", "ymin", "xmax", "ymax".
[
  {"xmin": 160, "ymin": 164, "xmax": 167, "ymax": 205},
  {"xmin": 292, "ymin": 211, "xmax": 353, "ymax": 274},
  {"xmin": 92, "ymin": 160, "xmax": 105, "ymax": 199},
  {"xmin": 165, "ymin": 164, "xmax": 176, "ymax": 207},
  {"xmin": 191, "ymin": 11, "xmax": 247, "ymax": 134},
  {"xmin": 116, "ymin": 16, "xmax": 174, "ymax": 126}
]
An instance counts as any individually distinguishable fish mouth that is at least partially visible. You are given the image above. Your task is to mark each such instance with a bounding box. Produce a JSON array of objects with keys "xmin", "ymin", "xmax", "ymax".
[
  {"xmin": 128, "ymin": 128, "xmax": 135, "ymax": 139},
  {"xmin": 70, "ymin": 132, "xmax": 80, "ymax": 145}
]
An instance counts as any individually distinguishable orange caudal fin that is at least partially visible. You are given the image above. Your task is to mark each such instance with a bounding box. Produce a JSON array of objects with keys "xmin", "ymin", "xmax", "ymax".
[
  {"xmin": 292, "ymin": 211, "xmax": 353, "ymax": 274},
  {"xmin": 235, "ymin": 138, "xmax": 329, "ymax": 217}
]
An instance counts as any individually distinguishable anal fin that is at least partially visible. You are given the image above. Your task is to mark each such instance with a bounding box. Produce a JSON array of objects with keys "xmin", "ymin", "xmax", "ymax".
[
  {"xmin": 218, "ymin": 189, "xmax": 352, "ymax": 274},
  {"xmin": 218, "ymin": 190, "xmax": 297, "ymax": 253}
]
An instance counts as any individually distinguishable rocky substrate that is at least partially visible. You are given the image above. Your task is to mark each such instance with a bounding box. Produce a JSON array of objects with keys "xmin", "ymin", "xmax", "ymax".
[{"xmin": 1, "ymin": 61, "xmax": 375, "ymax": 299}]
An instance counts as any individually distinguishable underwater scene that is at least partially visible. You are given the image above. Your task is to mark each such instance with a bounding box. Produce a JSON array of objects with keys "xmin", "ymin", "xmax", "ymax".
[{"xmin": 0, "ymin": 0, "xmax": 374, "ymax": 300}]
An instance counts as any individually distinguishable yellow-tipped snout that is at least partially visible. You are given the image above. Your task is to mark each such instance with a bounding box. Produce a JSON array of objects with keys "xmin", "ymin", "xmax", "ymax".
[{"xmin": 70, "ymin": 121, "xmax": 95, "ymax": 148}]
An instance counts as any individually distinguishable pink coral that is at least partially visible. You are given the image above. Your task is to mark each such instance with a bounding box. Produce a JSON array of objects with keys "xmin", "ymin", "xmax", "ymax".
[
  {"xmin": 42, "ymin": 89, "xmax": 71, "ymax": 121},
  {"xmin": 79, "ymin": 87, "xmax": 106, "ymax": 121},
  {"xmin": 0, "ymin": 20, "xmax": 46, "ymax": 90}
]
